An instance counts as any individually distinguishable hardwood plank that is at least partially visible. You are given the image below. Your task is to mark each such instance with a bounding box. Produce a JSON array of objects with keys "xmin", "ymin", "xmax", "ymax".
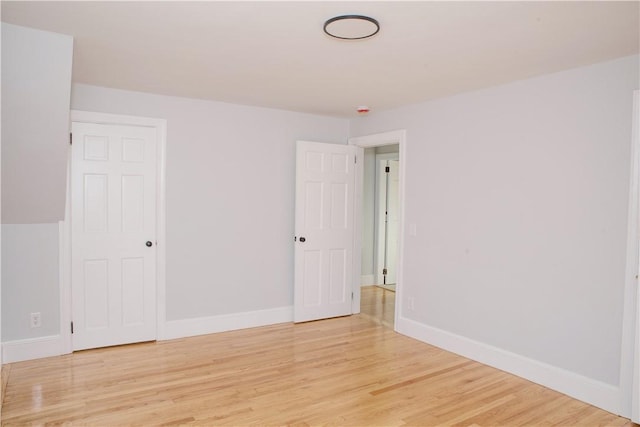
[
  {"xmin": 0, "ymin": 315, "xmax": 632, "ymax": 426},
  {"xmin": 1, "ymin": 364, "xmax": 9, "ymax": 408},
  {"xmin": 370, "ymin": 360, "xmax": 475, "ymax": 395}
]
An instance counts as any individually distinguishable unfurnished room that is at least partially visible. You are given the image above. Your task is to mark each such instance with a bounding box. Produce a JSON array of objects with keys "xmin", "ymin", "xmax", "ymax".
[{"xmin": 1, "ymin": 1, "xmax": 639, "ymax": 425}]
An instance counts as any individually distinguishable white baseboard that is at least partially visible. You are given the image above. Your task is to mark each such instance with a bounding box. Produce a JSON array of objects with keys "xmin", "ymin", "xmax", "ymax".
[
  {"xmin": 162, "ymin": 305, "xmax": 293, "ymax": 341},
  {"xmin": 396, "ymin": 316, "xmax": 623, "ymax": 417},
  {"xmin": 2, "ymin": 335, "xmax": 68, "ymax": 363},
  {"xmin": 361, "ymin": 275, "xmax": 375, "ymax": 285},
  {"xmin": 2, "ymin": 307, "xmax": 293, "ymax": 363}
]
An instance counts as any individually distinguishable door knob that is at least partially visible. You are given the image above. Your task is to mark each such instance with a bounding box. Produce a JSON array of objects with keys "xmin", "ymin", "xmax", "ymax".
[
  {"xmin": 299, "ymin": 237, "xmax": 306, "ymax": 242},
  {"xmin": 146, "ymin": 241, "xmax": 153, "ymax": 247}
]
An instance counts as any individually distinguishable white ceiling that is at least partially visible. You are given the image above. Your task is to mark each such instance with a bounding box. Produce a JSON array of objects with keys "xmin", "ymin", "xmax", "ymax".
[{"xmin": 2, "ymin": 1, "xmax": 638, "ymax": 118}]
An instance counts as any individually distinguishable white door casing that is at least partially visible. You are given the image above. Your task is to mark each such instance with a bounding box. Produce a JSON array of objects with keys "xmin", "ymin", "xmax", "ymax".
[
  {"xmin": 71, "ymin": 121, "xmax": 158, "ymax": 350},
  {"xmin": 350, "ymin": 130, "xmax": 406, "ymax": 328},
  {"xmin": 294, "ymin": 141, "xmax": 357, "ymax": 323},
  {"xmin": 631, "ymin": 91, "xmax": 640, "ymax": 423},
  {"xmin": 386, "ymin": 159, "xmax": 400, "ymax": 284},
  {"xmin": 617, "ymin": 90, "xmax": 639, "ymax": 420}
]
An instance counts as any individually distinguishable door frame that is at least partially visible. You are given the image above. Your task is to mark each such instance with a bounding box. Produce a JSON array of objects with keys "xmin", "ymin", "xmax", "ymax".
[
  {"xmin": 60, "ymin": 111, "xmax": 167, "ymax": 353},
  {"xmin": 349, "ymin": 130, "xmax": 406, "ymax": 328},
  {"xmin": 375, "ymin": 153, "xmax": 400, "ymax": 285},
  {"xmin": 622, "ymin": 90, "xmax": 640, "ymax": 421}
]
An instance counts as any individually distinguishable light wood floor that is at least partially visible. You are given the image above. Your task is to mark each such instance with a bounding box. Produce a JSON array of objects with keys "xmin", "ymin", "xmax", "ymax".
[
  {"xmin": 2, "ymin": 313, "xmax": 634, "ymax": 426},
  {"xmin": 360, "ymin": 285, "xmax": 396, "ymax": 328}
]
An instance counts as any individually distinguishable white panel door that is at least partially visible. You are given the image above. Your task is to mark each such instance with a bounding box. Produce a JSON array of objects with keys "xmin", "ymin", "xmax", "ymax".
[
  {"xmin": 294, "ymin": 141, "xmax": 356, "ymax": 322},
  {"xmin": 376, "ymin": 158, "xmax": 400, "ymax": 285},
  {"xmin": 385, "ymin": 160, "xmax": 400, "ymax": 284},
  {"xmin": 71, "ymin": 122, "xmax": 157, "ymax": 351}
]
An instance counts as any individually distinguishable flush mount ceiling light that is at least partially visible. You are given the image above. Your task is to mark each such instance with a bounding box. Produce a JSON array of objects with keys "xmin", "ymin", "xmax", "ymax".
[{"xmin": 324, "ymin": 15, "xmax": 380, "ymax": 40}]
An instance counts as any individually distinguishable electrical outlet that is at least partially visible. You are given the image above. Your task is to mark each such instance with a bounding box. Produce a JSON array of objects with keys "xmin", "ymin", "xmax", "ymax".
[
  {"xmin": 408, "ymin": 297, "xmax": 415, "ymax": 311},
  {"xmin": 30, "ymin": 312, "xmax": 41, "ymax": 328}
]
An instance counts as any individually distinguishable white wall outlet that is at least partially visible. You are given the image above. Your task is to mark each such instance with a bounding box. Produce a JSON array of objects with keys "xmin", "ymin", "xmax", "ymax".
[
  {"xmin": 30, "ymin": 312, "xmax": 42, "ymax": 328},
  {"xmin": 408, "ymin": 297, "xmax": 415, "ymax": 311}
]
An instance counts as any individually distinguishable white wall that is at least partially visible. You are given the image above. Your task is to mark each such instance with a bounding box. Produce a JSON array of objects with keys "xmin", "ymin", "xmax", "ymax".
[
  {"xmin": 375, "ymin": 145, "xmax": 400, "ymax": 155},
  {"xmin": 1, "ymin": 23, "xmax": 72, "ymax": 223},
  {"xmin": 350, "ymin": 55, "xmax": 639, "ymax": 400},
  {"xmin": 361, "ymin": 147, "xmax": 376, "ymax": 282},
  {"xmin": 1, "ymin": 24, "xmax": 72, "ymax": 347},
  {"xmin": 71, "ymin": 84, "xmax": 349, "ymax": 322},
  {"xmin": 1, "ymin": 225, "xmax": 60, "ymax": 340}
]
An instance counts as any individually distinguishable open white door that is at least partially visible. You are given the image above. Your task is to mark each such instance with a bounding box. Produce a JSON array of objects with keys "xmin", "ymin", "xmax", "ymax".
[
  {"xmin": 376, "ymin": 158, "xmax": 400, "ymax": 285},
  {"xmin": 71, "ymin": 121, "xmax": 158, "ymax": 350},
  {"xmin": 294, "ymin": 141, "xmax": 356, "ymax": 322}
]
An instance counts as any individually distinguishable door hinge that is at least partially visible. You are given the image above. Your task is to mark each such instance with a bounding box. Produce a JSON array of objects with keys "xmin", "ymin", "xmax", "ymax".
[
  {"xmin": 383, "ymin": 268, "xmax": 388, "ymax": 276},
  {"xmin": 354, "ymin": 156, "xmax": 357, "ymax": 164},
  {"xmin": 385, "ymin": 166, "xmax": 390, "ymax": 173},
  {"xmin": 69, "ymin": 133, "xmax": 73, "ymax": 145},
  {"xmin": 351, "ymin": 292, "xmax": 354, "ymax": 300},
  {"xmin": 71, "ymin": 321, "xmax": 74, "ymax": 334}
]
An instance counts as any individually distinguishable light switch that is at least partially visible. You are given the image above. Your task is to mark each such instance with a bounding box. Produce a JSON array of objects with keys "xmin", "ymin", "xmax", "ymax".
[{"xmin": 409, "ymin": 223, "xmax": 417, "ymax": 236}]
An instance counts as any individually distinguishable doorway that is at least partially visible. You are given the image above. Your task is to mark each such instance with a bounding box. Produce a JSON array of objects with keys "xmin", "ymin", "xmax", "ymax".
[
  {"xmin": 357, "ymin": 147, "xmax": 399, "ymax": 327},
  {"xmin": 349, "ymin": 130, "xmax": 406, "ymax": 330},
  {"xmin": 64, "ymin": 111, "xmax": 167, "ymax": 352}
]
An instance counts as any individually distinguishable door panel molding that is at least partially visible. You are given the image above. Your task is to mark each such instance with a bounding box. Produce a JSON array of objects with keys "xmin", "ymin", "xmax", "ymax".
[
  {"xmin": 71, "ymin": 121, "xmax": 157, "ymax": 349},
  {"xmin": 294, "ymin": 141, "xmax": 356, "ymax": 323}
]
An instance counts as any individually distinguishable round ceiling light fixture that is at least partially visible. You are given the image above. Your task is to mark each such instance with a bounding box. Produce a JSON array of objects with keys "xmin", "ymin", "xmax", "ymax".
[{"xmin": 324, "ymin": 15, "xmax": 380, "ymax": 40}]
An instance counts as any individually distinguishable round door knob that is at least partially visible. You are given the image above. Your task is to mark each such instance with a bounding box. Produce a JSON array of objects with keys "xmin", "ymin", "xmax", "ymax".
[
  {"xmin": 146, "ymin": 241, "xmax": 153, "ymax": 247},
  {"xmin": 299, "ymin": 237, "xmax": 306, "ymax": 242}
]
